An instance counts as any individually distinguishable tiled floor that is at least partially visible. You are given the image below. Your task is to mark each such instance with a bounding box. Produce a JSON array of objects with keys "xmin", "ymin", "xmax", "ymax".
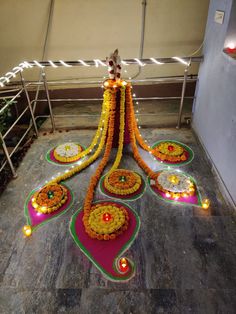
[{"xmin": 0, "ymin": 108, "xmax": 236, "ymax": 313}]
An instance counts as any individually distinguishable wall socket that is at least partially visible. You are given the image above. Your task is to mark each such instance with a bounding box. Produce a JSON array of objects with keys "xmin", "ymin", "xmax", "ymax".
[{"xmin": 214, "ymin": 10, "xmax": 225, "ymax": 24}]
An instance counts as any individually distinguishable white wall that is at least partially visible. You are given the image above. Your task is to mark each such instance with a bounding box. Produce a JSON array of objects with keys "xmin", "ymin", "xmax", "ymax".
[
  {"xmin": 0, "ymin": 0, "xmax": 209, "ymax": 81},
  {"xmin": 192, "ymin": 0, "xmax": 236, "ymax": 205}
]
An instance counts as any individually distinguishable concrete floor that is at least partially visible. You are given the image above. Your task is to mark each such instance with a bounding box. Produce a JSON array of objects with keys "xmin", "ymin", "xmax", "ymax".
[
  {"xmin": 40, "ymin": 99, "xmax": 193, "ymax": 130},
  {"xmin": 0, "ymin": 117, "xmax": 236, "ymax": 312}
]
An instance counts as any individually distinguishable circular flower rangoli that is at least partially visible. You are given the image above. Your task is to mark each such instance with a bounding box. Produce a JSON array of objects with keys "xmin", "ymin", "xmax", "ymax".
[
  {"xmin": 151, "ymin": 140, "xmax": 194, "ymax": 166},
  {"xmin": 54, "ymin": 142, "xmax": 83, "ymax": 163},
  {"xmin": 31, "ymin": 183, "xmax": 68, "ymax": 214},
  {"xmin": 155, "ymin": 170, "xmax": 195, "ymax": 199},
  {"xmin": 83, "ymin": 202, "xmax": 129, "ymax": 240},
  {"xmin": 104, "ymin": 169, "xmax": 142, "ymax": 196}
]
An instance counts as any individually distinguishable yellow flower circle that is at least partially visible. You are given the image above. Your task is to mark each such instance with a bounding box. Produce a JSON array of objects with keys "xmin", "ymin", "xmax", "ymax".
[
  {"xmin": 157, "ymin": 142, "xmax": 184, "ymax": 156},
  {"xmin": 88, "ymin": 205, "xmax": 126, "ymax": 235},
  {"xmin": 152, "ymin": 141, "xmax": 187, "ymax": 163}
]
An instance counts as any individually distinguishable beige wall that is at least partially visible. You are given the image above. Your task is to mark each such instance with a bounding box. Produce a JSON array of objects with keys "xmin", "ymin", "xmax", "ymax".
[{"xmin": 0, "ymin": 0, "xmax": 209, "ymax": 82}]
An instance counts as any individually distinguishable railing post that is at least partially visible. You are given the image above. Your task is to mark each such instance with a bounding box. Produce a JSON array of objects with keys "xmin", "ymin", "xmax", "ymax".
[
  {"xmin": 0, "ymin": 132, "xmax": 17, "ymax": 178},
  {"xmin": 32, "ymin": 71, "xmax": 43, "ymax": 114},
  {"xmin": 42, "ymin": 72, "xmax": 56, "ymax": 132},
  {"xmin": 21, "ymin": 75, "xmax": 39, "ymax": 137},
  {"xmin": 176, "ymin": 61, "xmax": 191, "ymax": 129}
]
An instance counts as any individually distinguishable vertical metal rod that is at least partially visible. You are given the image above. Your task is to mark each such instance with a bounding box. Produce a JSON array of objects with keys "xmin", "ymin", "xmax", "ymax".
[
  {"xmin": 42, "ymin": 72, "xmax": 56, "ymax": 132},
  {"xmin": 32, "ymin": 72, "xmax": 43, "ymax": 114},
  {"xmin": 176, "ymin": 65, "xmax": 190, "ymax": 129},
  {"xmin": 33, "ymin": 0, "xmax": 55, "ymax": 114},
  {"xmin": 21, "ymin": 75, "xmax": 39, "ymax": 137},
  {"xmin": 0, "ymin": 132, "xmax": 17, "ymax": 178}
]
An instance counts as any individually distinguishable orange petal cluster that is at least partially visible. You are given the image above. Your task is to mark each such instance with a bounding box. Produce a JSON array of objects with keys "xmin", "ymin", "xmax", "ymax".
[
  {"xmin": 32, "ymin": 184, "xmax": 68, "ymax": 214},
  {"xmin": 152, "ymin": 142, "xmax": 187, "ymax": 162},
  {"xmin": 104, "ymin": 169, "xmax": 141, "ymax": 195}
]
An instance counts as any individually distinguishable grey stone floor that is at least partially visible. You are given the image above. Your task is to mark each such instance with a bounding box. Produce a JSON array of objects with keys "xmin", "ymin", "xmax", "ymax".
[{"xmin": 0, "ymin": 127, "xmax": 236, "ymax": 314}]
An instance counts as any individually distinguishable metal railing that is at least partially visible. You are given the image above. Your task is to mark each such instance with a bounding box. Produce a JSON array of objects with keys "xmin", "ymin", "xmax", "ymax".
[
  {"xmin": 0, "ymin": 56, "xmax": 203, "ymax": 177},
  {"xmin": 0, "ymin": 80, "xmax": 38, "ymax": 178}
]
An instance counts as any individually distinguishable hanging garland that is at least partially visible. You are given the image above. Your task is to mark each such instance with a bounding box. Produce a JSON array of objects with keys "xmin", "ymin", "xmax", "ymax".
[
  {"xmin": 46, "ymin": 89, "xmax": 112, "ymax": 185},
  {"xmin": 82, "ymin": 85, "xmax": 131, "ymax": 240},
  {"xmin": 126, "ymin": 84, "xmax": 157, "ymax": 180}
]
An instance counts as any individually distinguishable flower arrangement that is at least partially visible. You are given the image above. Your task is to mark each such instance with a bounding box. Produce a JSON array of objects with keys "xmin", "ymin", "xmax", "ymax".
[
  {"xmin": 23, "ymin": 50, "xmax": 203, "ymax": 287},
  {"xmin": 154, "ymin": 170, "xmax": 195, "ymax": 199},
  {"xmin": 102, "ymin": 82, "xmax": 141, "ymax": 197},
  {"xmin": 83, "ymin": 202, "xmax": 129, "ymax": 240},
  {"xmin": 26, "ymin": 50, "xmax": 198, "ymax": 243},
  {"xmin": 31, "ymin": 183, "xmax": 68, "ymax": 214},
  {"xmin": 54, "ymin": 143, "xmax": 83, "ymax": 163},
  {"xmin": 104, "ymin": 169, "xmax": 141, "ymax": 195},
  {"xmin": 152, "ymin": 142, "xmax": 187, "ymax": 162},
  {"xmin": 82, "ymin": 86, "xmax": 120, "ymax": 237}
]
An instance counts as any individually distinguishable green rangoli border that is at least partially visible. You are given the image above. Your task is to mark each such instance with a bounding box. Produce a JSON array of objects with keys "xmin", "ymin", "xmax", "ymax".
[
  {"xmin": 147, "ymin": 169, "xmax": 202, "ymax": 207},
  {"xmin": 151, "ymin": 139, "xmax": 194, "ymax": 167},
  {"xmin": 69, "ymin": 200, "xmax": 141, "ymax": 282}
]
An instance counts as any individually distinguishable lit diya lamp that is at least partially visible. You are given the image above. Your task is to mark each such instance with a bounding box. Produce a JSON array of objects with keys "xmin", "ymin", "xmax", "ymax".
[
  {"xmin": 119, "ymin": 175, "xmax": 127, "ymax": 182},
  {"xmin": 167, "ymin": 145, "xmax": 174, "ymax": 152},
  {"xmin": 226, "ymin": 43, "xmax": 236, "ymax": 54},
  {"xmin": 102, "ymin": 212, "xmax": 112, "ymax": 222},
  {"xmin": 118, "ymin": 257, "xmax": 130, "ymax": 273},
  {"xmin": 22, "ymin": 225, "xmax": 32, "ymax": 237},
  {"xmin": 202, "ymin": 198, "xmax": 210, "ymax": 209}
]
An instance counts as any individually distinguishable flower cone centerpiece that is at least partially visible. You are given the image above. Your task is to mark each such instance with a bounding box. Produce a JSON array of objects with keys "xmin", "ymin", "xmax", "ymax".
[{"xmin": 23, "ymin": 49, "xmax": 206, "ymax": 281}]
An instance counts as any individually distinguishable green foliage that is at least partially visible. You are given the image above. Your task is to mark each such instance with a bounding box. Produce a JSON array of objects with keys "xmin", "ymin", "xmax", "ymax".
[{"xmin": 0, "ymin": 99, "xmax": 16, "ymax": 134}]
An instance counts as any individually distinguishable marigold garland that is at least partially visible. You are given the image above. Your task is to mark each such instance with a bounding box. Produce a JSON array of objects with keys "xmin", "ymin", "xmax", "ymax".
[
  {"xmin": 126, "ymin": 84, "xmax": 158, "ymax": 180},
  {"xmin": 103, "ymin": 82, "xmax": 142, "ymax": 198},
  {"xmin": 131, "ymin": 97, "xmax": 189, "ymax": 164},
  {"xmin": 73, "ymin": 93, "xmax": 109, "ymax": 160},
  {"xmin": 82, "ymin": 88, "xmax": 130, "ymax": 240},
  {"xmin": 83, "ymin": 88, "xmax": 116, "ymax": 220},
  {"xmin": 107, "ymin": 84, "xmax": 125, "ymax": 174},
  {"xmin": 82, "ymin": 82, "xmax": 133, "ymax": 240},
  {"xmin": 46, "ymin": 89, "xmax": 112, "ymax": 185}
]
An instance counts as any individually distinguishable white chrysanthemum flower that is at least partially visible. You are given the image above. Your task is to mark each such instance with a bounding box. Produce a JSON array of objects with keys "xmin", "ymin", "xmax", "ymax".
[
  {"xmin": 157, "ymin": 171, "xmax": 192, "ymax": 193},
  {"xmin": 55, "ymin": 143, "xmax": 79, "ymax": 157}
]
